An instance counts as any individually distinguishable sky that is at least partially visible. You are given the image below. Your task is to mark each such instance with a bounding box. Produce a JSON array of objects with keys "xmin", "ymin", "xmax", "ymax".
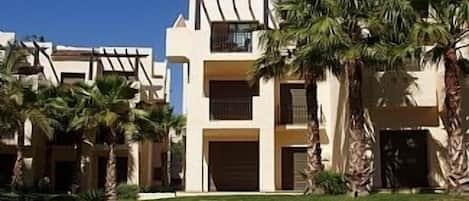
[{"xmin": 0, "ymin": 0, "xmax": 187, "ymax": 113}]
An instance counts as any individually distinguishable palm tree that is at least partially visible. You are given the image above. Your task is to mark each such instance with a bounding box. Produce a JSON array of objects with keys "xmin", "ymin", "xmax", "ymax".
[
  {"xmin": 43, "ymin": 83, "xmax": 98, "ymax": 193},
  {"xmin": 0, "ymin": 42, "xmax": 56, "ymax": 192},
  {"xmin": 410, "ymin": 0, "xmax": 469, "ymax": 191},
  {"xmin": 155, "ymin": 106, "xmax": 185, "ymax": 187},
  {"xmin": 250, "ymin": 0, "xmax": 343, "ymax": 193},
  {"xmin": 336, "ymin": 0, "xmax": 418, "ymax": 195},
  {"xmin": 83, "ymin": 76, "xmax": 152, "ymax": 201},
  {"xmin": 0, "ymin": 82, "xmax": 56, "ymax": 192},
  {"xmin": 133, "ymin": 104, "xmax": 185, "ymax": 187}
]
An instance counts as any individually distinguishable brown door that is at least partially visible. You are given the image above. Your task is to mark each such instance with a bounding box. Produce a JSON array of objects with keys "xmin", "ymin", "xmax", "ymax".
[
  {"xmin": 209, "ymin": 81, "xmax": 257, "ymax": 120},
  {"xmin": 380, "ymin": 130, "xmax": 429, "ymax": 188},
  {"xmin": 209, "ymin": 142, "xmax": 259, "ymax": 191},
  {"xmin": 0, "ymin": 154, "xmax": 15, "ymax": 189},
  {"xmin": 54, "ymin": 161, "xmax": 75, "ymax": 192},
  {"xmin": 282, "ymin": 147, "xmax": 307, "ymax": 190}
]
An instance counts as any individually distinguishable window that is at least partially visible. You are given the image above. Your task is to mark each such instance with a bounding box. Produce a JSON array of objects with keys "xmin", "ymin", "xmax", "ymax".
[
  {"xmin": 153, "ymin": 167, "xmax": 162, "ymax": 181},
  {"xmin": 411, "ymin": 0, "xmax": 430, "ymax": 18},
  {"xmin": 54, "ymin": 130, "xmax": 76, "ymax": 145},
  {"xmin": 61, "ymin": 73, "xmax": 85, "ymax": 84},
  {"xmin": 279, "ymin": 84, "xmax": 308, "ymax": 124},
  {"xmin": 211, "ymin": 22, "xmax": 257, "ymax": 52},
  {"xmin": 209, "ymin": 81, "xmax": 258, "ymax": 120}
]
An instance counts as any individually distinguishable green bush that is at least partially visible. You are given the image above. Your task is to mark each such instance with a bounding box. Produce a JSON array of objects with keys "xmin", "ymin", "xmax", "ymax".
[
  {"xmin": 116, "ymin": 184, "xmax": 139, "ymax": 200},
  {"xmin": 314, "ymin": 171, "xmax": 347, "ymax": 195},
  {"xmin": 78, "ymin": 190, "xmax": 104, "ymax": 201}
]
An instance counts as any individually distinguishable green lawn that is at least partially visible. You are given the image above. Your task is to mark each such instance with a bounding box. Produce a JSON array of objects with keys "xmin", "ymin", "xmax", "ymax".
[
  {"xmin": 158, "ymin": 194, "xmax": 469, "ymax": 201},
  {"xmin": 1, "ymin": 193, "xmax": 468, "ymax": 201}
]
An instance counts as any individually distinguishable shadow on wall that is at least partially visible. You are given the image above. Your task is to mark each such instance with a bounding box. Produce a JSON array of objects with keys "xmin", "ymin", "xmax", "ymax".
[
  {"xmin": 370, "ymin": 70, "xmax": 419, "ymax": 108},
  {"xmin": 331, "ymin": 69, "xmax": 426, "ymax": 186},
  {"xmin": 428, "ymin": 136, "xmax": 447, "ymax": 187}
]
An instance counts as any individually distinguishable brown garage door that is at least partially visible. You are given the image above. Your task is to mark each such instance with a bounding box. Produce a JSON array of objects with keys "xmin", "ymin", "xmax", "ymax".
[
  {"xmin": 282, "ymin": 147, "xmax": 307, "ymax": 190},
  {"xmin": 209, "ymin": 142, "xmax": 259, "ymax": 191}
]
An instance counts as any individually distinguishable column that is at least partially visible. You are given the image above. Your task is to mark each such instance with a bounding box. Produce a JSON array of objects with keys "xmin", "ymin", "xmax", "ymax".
[
  {"xmin": 258, "ymin": 79, "xmax": 276, "ymax": 192},
  {"xmin": 259, "ymin": 127, "xmax": 275, "ymax": 192},
  {"xmin": 185, "ymin": 127, "xmax": 204, "ymax": 192}
]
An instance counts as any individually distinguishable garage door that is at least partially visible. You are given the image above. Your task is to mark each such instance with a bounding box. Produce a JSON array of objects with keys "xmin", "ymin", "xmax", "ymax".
[
  {"xmin": 209, "ymin": 142, "xmax": 259, "ymax": 191},
  {"xmin": 282, "ymin": 147, "xmax": 307, "ymax": 190}
]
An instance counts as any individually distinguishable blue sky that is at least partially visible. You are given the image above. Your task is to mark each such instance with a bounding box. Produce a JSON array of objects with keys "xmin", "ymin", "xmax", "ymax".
[{"xmin": 0, "ymin": 0, "xmax": 187, "ymax": 113}]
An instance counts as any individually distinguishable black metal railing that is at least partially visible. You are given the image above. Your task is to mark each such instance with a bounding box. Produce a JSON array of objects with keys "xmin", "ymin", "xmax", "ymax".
[
  {"xmin": 279, "ymin": 105, "xmax": 308, "ymax": 125},
  {"xmin": 210, "ymin": 98, "xmax": 253, "ymax": 120},
  {"xmin": 102, "ymin": 71, "xmax": 138, "ymax": 81},
  {"xmin": 278, "ymin": 104, "xmax": 326, "ymax": 125},
  {"xmin": 211, "ymin": 31, "xmax": 253, "ymax": 52}
]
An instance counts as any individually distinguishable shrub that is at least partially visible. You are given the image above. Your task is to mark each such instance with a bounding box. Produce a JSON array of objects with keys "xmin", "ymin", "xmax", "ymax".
[
  {"xmin": 314, "ymin": 171, "xmax": 347, "ymax": 195},
  {"xmin": 116, "ymin": 184, "xmax": 139, "ymax": 200},
  {"xmin": 37, "ymin": 177, "xmax": 52, "ymax": 193},
  {"xmin": 78, "ymin": 190, "xmax": 104, "ymax": 201}
]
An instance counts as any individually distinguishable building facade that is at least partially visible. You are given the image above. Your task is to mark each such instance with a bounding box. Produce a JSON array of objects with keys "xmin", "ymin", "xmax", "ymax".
[
  {"xmin": 166, "ymin": 0, "xmax": 469, "ymax": 192},
  {"xmin": 0, "ymin": 31, "xmax": 170, "ymax": 192}
]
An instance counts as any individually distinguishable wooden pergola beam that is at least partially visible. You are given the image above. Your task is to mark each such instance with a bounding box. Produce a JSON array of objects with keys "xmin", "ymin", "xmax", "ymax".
[{"xmin": 52, "ymin": 51, "xmax": 149, "ymax": 58}]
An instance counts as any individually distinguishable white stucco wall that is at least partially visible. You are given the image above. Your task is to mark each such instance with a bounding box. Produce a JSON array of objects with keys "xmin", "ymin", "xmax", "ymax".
[{"xmin": 166, "ymin": 0, "xmax": 469, "ymax": 192}]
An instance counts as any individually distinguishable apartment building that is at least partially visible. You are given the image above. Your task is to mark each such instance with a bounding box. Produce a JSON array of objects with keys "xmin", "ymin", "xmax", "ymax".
[
  {"xmin": 0, "ymin": 31, "xmax": 170, "ymax": 191},
  {"xmin": 166, "ymin": 0, "xmax": 469, "ymax": 192}
]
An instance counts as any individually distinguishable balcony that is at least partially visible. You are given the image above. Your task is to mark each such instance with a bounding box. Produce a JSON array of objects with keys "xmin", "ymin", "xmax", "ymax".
[
  {"xmin": 102, "ymin": 71, "xmax": 138, "ymax": 81},
  {"xmin": 279, "ymin": 105, "xmax": 308, "ymax": 125},
  {"xmin": 210, "ymin": 98, "xmax": 252, "ymax": 120},
  {"xmin": 277, "ymin": 83, "xmax": 326, "ymax": 130},
  {"xmin": 211, "ymin": 31, "xmax": 252, "ymax": 53},
  {"xmin": 210, "ymin": 22, "xmax": 256, "ymax": 53},
  {"xmin": 277, "ymin": 104, "xmax": 326, "ymax": 126}
]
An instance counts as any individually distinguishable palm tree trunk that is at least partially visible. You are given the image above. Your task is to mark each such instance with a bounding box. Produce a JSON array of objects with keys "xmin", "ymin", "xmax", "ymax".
[
  {"xmin": 444, "ymin": 48, "xmax": 469, "ymax": 192},
  {"xmin": 45, "ymin": 141, "xmax": 52, "ymax": 178},
  {"xmin": 304, "ymin": 71, "xmax": 324, "ymax": 193},
  {"xmin": 70, "ymin": 132, "xmax": 83, "ymax": 194},
  {"xmin": 161, "ymin": 134, "xmax": 170, "ymax": 187},
  {"xmin": 167, "ymin": 133, "xmax": 172, "ymax": 187},
  {"xmin": 105, "ymin": 129, "xmax": 117, "ymax": 201},
  {"xmin": 345, "ymin": 59, "xmax": 372, "ymax": 196},
  {"xmin": 11, "ymin": 121, "xmax": 25, "ymax": 193}
]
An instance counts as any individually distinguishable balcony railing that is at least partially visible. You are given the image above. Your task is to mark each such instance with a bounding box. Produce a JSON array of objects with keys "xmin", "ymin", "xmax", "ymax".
[
  {"xmin": 279, "ymin": 105, "xmax": 308, "ymax": 125},
  {"xmin": 102, "ymin": 71, "xmax": 138, "ymax": 81},
  {"xmin": 211, "ymin": 32, "xmax": 252, "ymax": 53},
  {"xmin": 278, "ymin": 105, "xmax": 325, "ymax": 125},
  {"xmin": 210, "ymin": 98, "xmax": 252, "ymax": 120}
]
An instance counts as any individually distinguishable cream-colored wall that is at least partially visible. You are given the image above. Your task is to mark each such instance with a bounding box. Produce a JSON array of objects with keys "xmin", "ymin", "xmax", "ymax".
[
  {"xmin": 167, "ymin": 0, "xmax": 469, "ymax": 193},
  {"xmin": 167, "ymin": 6, "xmax": 469, "ymax": 192},
  {"xmin": 167, "ymin": 1, "xmax": 335, "ymax": 192},
  {"xmin": 0, "ymin": 33, "xmax": 169, "ymax": 191},
  {"xmin": 0, "ymin": 31, "xmax": 15, "ymax": 46}
]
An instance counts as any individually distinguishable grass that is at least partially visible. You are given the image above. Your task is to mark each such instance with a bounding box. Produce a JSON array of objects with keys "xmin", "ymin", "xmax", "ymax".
[
  {"xmin": 1, "ymin": 193, "xmax": 468, "ymax": 201},
  {"xmin": 158, "ymin": 194, "xmax": 469, "ymax": 201}
]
